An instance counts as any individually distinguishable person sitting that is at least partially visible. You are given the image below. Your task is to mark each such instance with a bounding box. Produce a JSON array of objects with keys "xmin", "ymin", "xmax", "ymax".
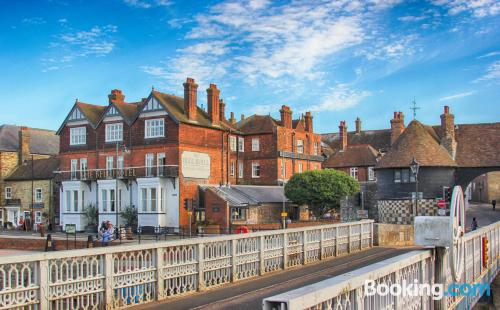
[
  {"xmin": 100, "ymin": 221, "xmax": 115, "ymax": 245},
  {"xmin": 471, "ymin": 217, "xmax": 478, "ymax": 231}
]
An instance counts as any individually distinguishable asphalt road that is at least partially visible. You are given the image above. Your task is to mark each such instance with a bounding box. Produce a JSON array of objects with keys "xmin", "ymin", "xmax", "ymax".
[
  {"xmin": 135, "ymin": 246, "xmax": 415, "ymax": 310},
  {"xmin": 465, "ymin": 202, "xmax": 500, "ymax": 231}
]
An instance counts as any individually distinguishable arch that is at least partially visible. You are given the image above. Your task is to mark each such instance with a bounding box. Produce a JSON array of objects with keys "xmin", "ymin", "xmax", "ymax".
[{"xmin": 455, "ymin": 167, "xmax": 500, "ymax": 190}]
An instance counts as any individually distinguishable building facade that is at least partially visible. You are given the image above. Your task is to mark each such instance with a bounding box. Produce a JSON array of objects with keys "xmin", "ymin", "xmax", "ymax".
[{"xmin": 57, "ymin": 78, "xmax": 323, "ymax": 231}]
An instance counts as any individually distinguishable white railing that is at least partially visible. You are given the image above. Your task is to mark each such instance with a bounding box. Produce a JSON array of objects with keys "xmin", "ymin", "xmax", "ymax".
[
  {"xmin": 263, "ymin": 220, "xmax": 500, "ymax": 310},
  {"xmin": 0, "ymin": 220, "xmax": 374, "ymax": 309}
]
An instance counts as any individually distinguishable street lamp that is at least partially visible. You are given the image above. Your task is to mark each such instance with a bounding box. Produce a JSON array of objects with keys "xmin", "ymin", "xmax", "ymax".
[
  {"xmin": 114, "ymin": 143, "xmax": 130, "ymax": 235},
  {"xmin": 410, "ymin": 157, "xmax": 420, "ymax": 216}
]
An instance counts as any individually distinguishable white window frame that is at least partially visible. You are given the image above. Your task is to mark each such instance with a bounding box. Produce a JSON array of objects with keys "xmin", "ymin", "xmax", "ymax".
[
  {"xmin": 281, "ymin": 159, "xmax": 286, "ymax": 177},
  {"xmin": 298, "ymin": 163, "xmax": 303, "ymax": 173},
  {"xmin": 314, "ymin": 142, "xmax": 319, "ymax": 155},
  {"xmin": 117, "ymin": 156, "xmax": 124, "ymax": 170},
  {"xmin": 157, "ymin": 153, "xmax": 166, "ymax": 176},
  {"xmin": 5, "ymin": 187, "xmax": 12, "ymax": 199},
  {"xmin": 350, "ymin": 167, "xmax": 359, "ymax": 181},
  {"xmin": 80, "ymin": 158, "xmax": 87, "ymax": 179},
  {"xmin": 106, "ymin": 156, "xmax": 114, "ymax": 176},
  {"xmin": 145, "ymin": 118, "xmax": 165, "ymax": 138},
  {"xmin": 252, "ymin": 138, "xmax": 260, "ymax": 151},
  {"xmin": 238, "ymin": 162, "xmax": 244, "ymax": 178},
  {"xmin": 368, "ymin": 167, "xmax": 375, "ymax": 181},
  {"xmin": 70, "ymin": 127, "xmax": 86, "ymax": 145},
  {"xmin": 230, "ymin": 161, "xmax": 235, "ymax": 176},
  {"xmin": 238, "ymin": 137, "xmax": 244, "ymax": 152},
  {"xmin": 35, "ymin": 188, "xmax": 43, "ymax": 203},
  {"xmin": 230, "ymin": 136, "xmax": 237, "ymax": 152},
  {"xmin": 35, "ymin": 211, "xmax": 42, "ymax": 224},
  {"xmin": 105, "ymin": 123, "xmax": 123, "ymax": 142},
  {"xmin": 252, "ymin": 162, "xmax": 260, "ymax": 178},
  {"xmin": 101, "ymin": 189, "xmax": 108, "ymax": 212},
  {"xmin": 146, "ymin": 153, "xmax": 154, "ymax": 176},
  {"xmin": 71, "ymin": 159, "xmax": 78, "ymax": 180},
  {"xmin": 297, "ymin": 139, "xmax": 304, "ymax": 154}
]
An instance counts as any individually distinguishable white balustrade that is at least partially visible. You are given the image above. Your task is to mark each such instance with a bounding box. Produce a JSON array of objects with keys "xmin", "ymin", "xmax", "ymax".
[{"xmin": 0, "ymin": 220, "xmax": 374, "ymax": 309}]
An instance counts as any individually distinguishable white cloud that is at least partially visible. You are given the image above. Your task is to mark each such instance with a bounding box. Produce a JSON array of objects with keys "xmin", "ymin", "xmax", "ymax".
[
  {"xmin": 307, "ymin": 84, "xmax": 371, "ymax": 112},
  {"xmin": 432, "ymin": 0, "xmax": 500, "ymax": 17},
  {"xmin": 474, "ymin": 60, "xmax": 500, "ymax": 83},
  {"xmin": 22, "ymin": 17, "xmax": 46, "ymax": 25},
  {"xmin": 439, "ymin": 91, "xmax": 475, "ymax": 101},
  {"xmin": 477, "ymin": 51, "xmax": 500, "ymax": 59},
  {"xmin": 123, "ymin": 0, "xmax": 173, "ymax": 8},
  {"xmin": 398, "ymin": 15, "xmax": 427, "ymax": 22}
]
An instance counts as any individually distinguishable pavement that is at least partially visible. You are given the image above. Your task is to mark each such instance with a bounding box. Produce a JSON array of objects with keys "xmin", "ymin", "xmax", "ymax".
[
  {"xmin": 135, "ymin": 246, "xmax": 415, "ymax": 310},
  {"xmin": 465, "ymin": 202, "xmax": 500, "ymax": 231}
]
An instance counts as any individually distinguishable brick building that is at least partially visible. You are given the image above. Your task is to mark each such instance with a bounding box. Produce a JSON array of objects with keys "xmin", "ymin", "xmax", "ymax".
[
  {"xmin": 57, "ymin": 78, "xmax": 323, "ymax": 231},
  {"xmin": 0, "ymin": 125, "xmax": 59, "ymax": 227}
]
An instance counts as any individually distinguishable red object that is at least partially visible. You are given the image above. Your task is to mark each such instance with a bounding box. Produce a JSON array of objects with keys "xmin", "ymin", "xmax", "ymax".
[
  {"xmin": 482, "ymin": 237, "xmax": 489, "ymax": 268},
  {"xmin": 437, "ymin": 200, "xmax": 446, "ymax": 208},
  {"xmin": 235, "ymin": 226, "xmax": 249, "ymax": 234}
]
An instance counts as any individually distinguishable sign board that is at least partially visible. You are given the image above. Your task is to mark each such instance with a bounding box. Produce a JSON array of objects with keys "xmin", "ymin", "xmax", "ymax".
[
  {"xmin": 357, "ymin": 210, "xmax": 369, "ymax": 219},
  {"xmin": 65, "ymin": 224, "xmax": 76, "ymax": 234},
  {"xmin": 411, "ymin": 192, "xmax": 424, "ymax": 199},
  {"xmin": 182, "ymin": 151, "xmax": 210, "ymax": 179},
  {"xmin": 437, "ymin": 209, "xmax": 446, "ymax": 216},
  {"xmin": 281, "ymin": 212, "xmax": 288, "ymax": 217},
  {"xmin": 437, "ymin": 199, "xmax": 446, "ymax": 208}
]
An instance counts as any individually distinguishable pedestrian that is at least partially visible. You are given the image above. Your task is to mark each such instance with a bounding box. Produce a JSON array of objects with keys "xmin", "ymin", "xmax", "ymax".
[
  {"xmin": 471, "ymin": 217, "xmax": 478, "ymax": 231},
  {"xmin": 492, "ymin": 199, "xmax": 496, "ymax": 211}
]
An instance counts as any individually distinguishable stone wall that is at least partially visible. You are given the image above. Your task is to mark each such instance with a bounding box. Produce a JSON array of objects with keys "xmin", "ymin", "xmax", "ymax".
[
  {"xmin": 374, "ymin": 223, "xmax": 414, "ymax": 246},
  {"xmin": 3, "ymin": 179, "xmax": 54, "ymax": 224},
  {"xmin": 340, "ymin": 181, "xmax": 378, "ymax": 222},
  {"xmin": 378, "ymin": 198, "xmax": 438, "ymax": 224}
]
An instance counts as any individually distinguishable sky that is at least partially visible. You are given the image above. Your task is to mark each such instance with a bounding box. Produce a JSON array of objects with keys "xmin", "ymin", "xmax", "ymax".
[{"xmin": 0, "ymin": 0, "xmax": 499, "ymax": 133}]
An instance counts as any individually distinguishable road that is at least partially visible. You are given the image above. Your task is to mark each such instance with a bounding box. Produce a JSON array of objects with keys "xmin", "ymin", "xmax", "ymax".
[
  {"xmin": 135, "ymin": 246, "xmax": 415, "ymax": 310},
  {"xmin": 466, "ymin": 202, "xmax": 500, "ymax": 230}
]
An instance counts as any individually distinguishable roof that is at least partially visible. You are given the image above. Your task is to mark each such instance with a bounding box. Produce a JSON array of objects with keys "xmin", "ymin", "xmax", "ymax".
[
  {"xmin": 234, "ymin": 115, "xmax": 279, "ymax": 134},
  {"xmin": 322, "ymin": 129, "xmax": 392, "ymax": 153},
  {"xmin": 5, "ymin": 157, "xmax": 59, "ymax": 181},
  {"xmin": 112, "ymin": 101, "xmax": 141, "ymax": 123},
  {"xmin": 76, "ymin": 102, "xmax": 107, "ymax": 126},
  {"xmin": 324, "ymin": 144, "xmax": 379, "ymax": 168},
  {"xmin": 453, "ymin": 122, "xmax": 500, "ymax": 168},
  {"xmin": 0, "ymin": 125, "xmax": 59, "ymax": 155},
  {"xmin": 203, "ymin": 185, "xmax": 289, "ymax": 207},
  {"xmin": 376, "ymin": 120, "xmax": 457, "ymax": 169}
]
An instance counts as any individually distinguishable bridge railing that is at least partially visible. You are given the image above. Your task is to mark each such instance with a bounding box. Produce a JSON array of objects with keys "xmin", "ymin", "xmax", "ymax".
[
  {"xmin": 0, "ymin": 220, "xmax": 374, "ymax": 309},
  {"xmin": 263, "ymin": 220, "xmax": 500, "ymax": 310}
]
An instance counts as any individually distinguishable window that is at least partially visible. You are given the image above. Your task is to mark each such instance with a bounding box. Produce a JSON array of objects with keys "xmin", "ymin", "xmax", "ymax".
[
  {"xmin": 71, "ymin": 159, "xmax": 78, "ymax": 180},
  {"xmin": 231, "ymin": 208, "xmax": 246, "ymax": 220},
  {"xmin": 314, "ymin": 142, "xmax": 319, "ymax": 155},
  {"xmin": 73, "ymin": 191, "xmax": 79, "ymax": 212},
  {"xmin": 230, "ymin": 136, "xmax": 237, "ymax": 151},
  {"xmin": 141, "ymin": 187, "xmax": 158, "ymax": 212},
  {"xmin": 35, "ymin": 211, "xmax": 42, "ymax": 223},
  {"xmin": 80, "ymin": 158, "xmax": 87, "ymax": 179},
  {"xmin": 118, "ymin": 189, "xmax": 123, "ymax": 211},
  {"xmin": 141, "ymin": 188, "xmax": 148, "ymax": 212},
  {"xmin": 394, "ymin": 170, "xmax": 401, "ymax": 183},
  {"xmin": 106, "ymin": 156, "xmax": 114, "ymax": 177},
  {"xmin": 394, "ymin": 168, "xmax": 414, "ymax": 184},
  {"xmin": 160, "ymin": 189, "xmax": 164, "ymax": 212},
  {"xmin": 368, "ymin": 167, "xmax": 375, "ymax": 181},
  {"xmin": 35, "ymin": 188, "xmax": 43, "ymax": 202},
  {"xmin": 252, "ymin": 138, "xmax": 260, "ymax": 151},
  {"xmin": 5, "ymin": 187, "xmax": 12, "ymax": 199},
  {"xmin": 146, "ymin": 154, "xmax": 154, "ymax": 176},
  {"xmin": 238, "ymin": 162, "xmax": 244, "ymax": 178},
  {"xmin": 143, "ymin": 98, "xmax": 162, "ymax": 111},
  {"xmin": 70, "ymin": 127, "xmax": 86, "ymax": 145},
  {"xmin": 117, "ymin": 156, "xmax": 124, "ymax": 176},
  {"xmin": 230, "ymin": 161, "xmax": 235, "ymax": 176},
  {"xmin": 101, "ymin": 189, "xmax": 108, "ymax": 212},
  {"xmin": 298, "ymin": 163, "xmax": 303, "ymax": 173},
  {"xmin": 402, "ymin": 169, "xmax": 410, "ymax": 183},
  {"xmin": 69, "ymin": 108, "xmax": 84, "ymax": 120},
  {"xmin": 157, "ymin": 153, "xmax": 166, "ymax": 176},
  {"xmin": 281, "ymin": 159, "xmax": 286, "ymax": 177},
  {"xmin": 350, "ymin": 167, "xmax": 358, "ymax": 180},
  {"xmin": 238, "ymin": 137, "xmax": 244, "ymax": 152},
  {"xmin": 105, "ymin": 123, "xmax": 123, "ymax": 142},
  {"xmin": 252, "ymin": 162, "xmax": 260, "ymax": 178},
  {"xmin": 297, "ymin": 140, "xmax": 304, "ymax": 154},
  {"xmin": 110, "ymin": 189, "xmax": 115, "ymax": 212},
  {"xmin": 145, "ymin": 118, "xmax": 164, "ymax": 138},
  {"xmin": 66, "ymin": 191, "xmax": 71, "ymax": 212},
  {"xmin": 151, "ymin": 188, "xmax": 157, "ymax": 212},
  {"xmin": 81, "ymin": 191, "xmax": 85, "ymax": 210}
]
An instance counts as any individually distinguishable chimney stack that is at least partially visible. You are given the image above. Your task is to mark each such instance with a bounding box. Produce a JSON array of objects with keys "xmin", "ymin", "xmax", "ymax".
[
  {"xmin": 280, "ymin": 105, "xmax": 292, "ymax": 129},
  {"xmin": 108, "ymin": 89, "xmax": 125, "ymax": 104},
  {"xmin": 241, "ymin": 114, "xmax": 245, "ymax": 121},
  {"xmin": 18, "ymin": 126, "xmax": 30, "ymax": 165},
  {"xmin": 207, "ymin": 83, "xmax": 220, "ymax": 125},
  {"xmin": 183, "ymin": 78, "xmax": 198, "ymax": 121},
  {"xmin": 390, "ymin": 111, "xmax": 405, "ymax": 144},
  {"xmin": 304, "ymin": 111, "xmax": 313, "ymax": 132},
  {"xmin": 440, "ymin": 105, "xmax": 457, "ymax": 159},
  {"xmin": 219, "ymin": 99, "xmax": 226, "ymax": 121},
  {"xmin": 355, "ymin": 117, "xmax": 361, "ymax": 134},
  {"xmin": 339, "ymin": 121, "xmax": 347, "ymax": 151},
  {"xmin": 230, "ymin": 112, "xmax": 236, "ymax": 124}
]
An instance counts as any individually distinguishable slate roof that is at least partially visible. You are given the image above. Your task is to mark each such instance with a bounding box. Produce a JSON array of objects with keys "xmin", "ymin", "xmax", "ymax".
[
  {"xmin": 322, "ymin": 129, "xmax": 392, "ymax": 153},
  {"xmin": 376, "ymin": 120, "xmax": 457, "ymax": 169},
  {"xmin": 324, "ymin": 144, "xmax": 380, "ymax": 168},
  {"xmin": 202, "ymin": 185, "xmax": 289, "ymax": 207},
  {"xmin": 5, "ymin": 157, "xmax": 59, "ymax": 181},
  {"xmin": 0, "ymin": 125, "xmax": 59, "ymax": 155}
]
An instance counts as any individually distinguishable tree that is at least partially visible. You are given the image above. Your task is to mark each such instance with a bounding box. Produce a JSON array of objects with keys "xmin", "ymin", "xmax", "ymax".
[
  {"xmin": 284, "ymin": 169, "xmax": 360, "ymax": 219},
  {"xmin": 121, "ymin": 205, "xmax": 138, "ymax": 227}
]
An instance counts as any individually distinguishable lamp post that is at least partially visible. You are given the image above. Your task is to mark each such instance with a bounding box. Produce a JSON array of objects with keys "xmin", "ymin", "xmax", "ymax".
[
  {"xmin": 410, "ymin": 157, "xmax": 420, "ymax": 216},
  {"xmin": 113, "ymin": 143, "xmax": 129, "ymax": 235},
  {"xmin": 281, "ymin": 131, "xmax": 287, "ymax": 229}
]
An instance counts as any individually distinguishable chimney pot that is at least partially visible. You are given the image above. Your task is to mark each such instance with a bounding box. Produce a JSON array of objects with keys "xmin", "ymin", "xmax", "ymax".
[
  {"xmin": 355, "ymin": 117, "xmax": 361, "ymax": 134},
  {"xmin": 183, "ymin": 77, "xmax": 198, "ymax": 120},
  {"xmin": 18, "ymin": 126, "xmax": 30, "ymax": 165},
  {"xmin": 280, "ymin": 105, "xmax": 293, "ymax": 128},
  {"xmin": 390, "ymin": 111, "xmax": 405, "ymax": 144},
  {"xmin": 241, "ymin": 114, "xmax": 245, "ymax": 121},
  {"xmin": 444, "ymin": 105, "xmax": 449, "ymax": 114},
  {"xmin": 207, "ymin": 83, "xmax": 221, "ymax": 125},
  {"xmin": 230, "ymin": 112, "xmax": 236, "ymax": 124},
  {"xmin": 339, "ymin": 121, "xmax": 347, "ymax": 151},
  {"xmin": 108, "ymin": 89, "xmax": 125, "ymax": 104},
  {"xmin": 304, "ymin": 111, "xmax": 313, "ymax": 132}
]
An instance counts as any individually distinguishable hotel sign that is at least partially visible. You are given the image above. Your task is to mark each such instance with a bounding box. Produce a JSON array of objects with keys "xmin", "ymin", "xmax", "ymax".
[
  {"xmin": 182, "ymin": 151, "xmax": 210, "ymax": 179},
  {"xmin": 80, "ymin": 168, "xmax": 136, "ymax": 180}
]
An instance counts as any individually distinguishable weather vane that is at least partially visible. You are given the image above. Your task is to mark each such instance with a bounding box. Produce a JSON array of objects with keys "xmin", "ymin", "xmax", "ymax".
[{"xmin": 410, "ymin": 98, "xmax": 420, "ymax": 119}]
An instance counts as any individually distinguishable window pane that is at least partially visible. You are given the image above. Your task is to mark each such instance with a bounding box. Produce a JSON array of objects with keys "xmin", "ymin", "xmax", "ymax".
[
  {"xmin": 151, "ymin": 188, "xmax": 157, "ymax": 212},
  {"xmin": 110, "ymin": 189, "xmax": 115, "ymax": 212},
  {"xmin": 402, "ymin": 169, "xmax": 410, "ymax": 183},
  {"xmin": 394, "ymin": 170, "xmax": 401, "ymax": 183},
  {"xmin": 142, "ymin": 188, "xmax": 147, "ymax": 212},
  {"xmin": 102, "ymin": 189, "xmax": 107, "ymax": 212}
]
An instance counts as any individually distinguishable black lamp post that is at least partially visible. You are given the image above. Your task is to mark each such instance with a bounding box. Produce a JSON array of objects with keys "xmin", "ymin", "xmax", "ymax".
[{"xmin": 410, "ymin": 157, "xmax": 420, "ymax": 215}]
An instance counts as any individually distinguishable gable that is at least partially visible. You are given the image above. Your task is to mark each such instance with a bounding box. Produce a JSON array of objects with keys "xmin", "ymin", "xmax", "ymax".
[
  {"xmin": 68, "ymin": 106, "xmax": 85, "ymax": 121},
  {"xmin": 143, "ymin": 97, "xmax": 163, "ymax": 112},
  {"xmin": 105, "ymin": 105, "xmax": 120, "ymax": 117}
]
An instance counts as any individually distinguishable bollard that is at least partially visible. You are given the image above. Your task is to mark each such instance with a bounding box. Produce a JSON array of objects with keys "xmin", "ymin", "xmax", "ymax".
[
  {"xmin": 87, "ymin": 235, "xmax": 94, "ymax": 248},
  {"xmin": 45, "ymin": 234, "xmax": 54, "ymax": 252}
]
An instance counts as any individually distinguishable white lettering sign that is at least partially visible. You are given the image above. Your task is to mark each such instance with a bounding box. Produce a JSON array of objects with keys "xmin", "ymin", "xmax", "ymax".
[{"xmin": 182, "ymin": 151, "xmax": 210, "ymax": 179}]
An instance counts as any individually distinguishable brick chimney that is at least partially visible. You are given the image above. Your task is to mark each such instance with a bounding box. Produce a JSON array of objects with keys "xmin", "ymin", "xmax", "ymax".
[
  {"xmin": 390, "ymin": 111, "xmax": 405, "ymax": 145},
  {"xmin": 339, "ymin": 121, "xmax": 347, "ymax": 151},
  {"xmin": 241, "ymin": 114, "xmax": 245, "ymax": 121},
  {"xmin": 440, "ymin": 105, "xmax": 457, "ymax": 159},
  {"xmin": 108, "ymin": 89, "xmax": 125, "ymax": 104},
  {"xmin": 230, "ymin": 112, "xmax": 236, "ymax": 124},
  {"xmin": 18, "ymin": 126, "xmax": 30, "ymax": 165},
  {"xmin": 280, "ymin": 105, "xmax": 292, "ymax": 129},
  {"xmin": 219, "ymin": 99, "xmax": 226, "ymax": 121},
  {"xmin": 207, "ymin": 83, "xmax": 220, "ymax": 125},
  {"xmin": 183, "ymin": 78, "xmax": 198, "ymax": 121},
  {"xmin": 355, "ymin": 117, "xmax": 361, "ymax": 134},
  {"xmin": 304, "ymin": 111, "xmax": 313, "ymax": 132}
]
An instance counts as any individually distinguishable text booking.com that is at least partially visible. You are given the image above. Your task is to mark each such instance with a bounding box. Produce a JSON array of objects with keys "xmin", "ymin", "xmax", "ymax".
[{"xmin": 364, "ymin": 279, "xmax": 490, "ymax": 300}]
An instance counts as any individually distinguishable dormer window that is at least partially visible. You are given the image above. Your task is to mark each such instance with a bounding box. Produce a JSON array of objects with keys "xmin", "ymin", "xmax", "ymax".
[
  {"xmin": 70, "ymin": 127, "xmax": 86, "ymax": 145},
  {"xmin": 106, "ymin": 123, "xmax": 123, "ymax": 142}
]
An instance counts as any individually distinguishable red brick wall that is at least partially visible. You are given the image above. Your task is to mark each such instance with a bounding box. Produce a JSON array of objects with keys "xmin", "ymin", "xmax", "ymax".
[
  {"xmin": 336, "ymin": 166, "xmax": 369, "ymax": 182},
  {"xmin": 203, "ymin": 188, "xmax": 230, "ymax": 229}
]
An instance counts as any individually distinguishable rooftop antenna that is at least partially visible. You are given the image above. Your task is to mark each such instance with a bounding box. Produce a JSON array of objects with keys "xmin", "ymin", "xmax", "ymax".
[{"xmin": 410, "ymin": 98, "xmax": 420, "ymax": 120}]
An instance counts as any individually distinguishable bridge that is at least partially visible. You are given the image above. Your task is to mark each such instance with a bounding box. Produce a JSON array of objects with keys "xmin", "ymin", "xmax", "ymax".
[{"xmin": 0, "ymin": 195, "xmax": 498, "ymax": 309}]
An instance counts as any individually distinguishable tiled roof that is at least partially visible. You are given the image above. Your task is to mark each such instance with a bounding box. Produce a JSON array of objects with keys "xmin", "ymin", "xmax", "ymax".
[
  {"xmin": 113, "ymin": 101, "xmax": 141, "ymax": 122},
  {"xmin": 202, "ymin": 185, "xmax": 289, "ymax": 207},
  {"xmin": 235, "ymin": 115, "xmax": 279, "ymax": 134},
  {"xmin": 76, "ymin": 102, "xmax": 107, "ymax": 126},
  {"xmin": 324, "ymin": 144, "xmax": 379, "ymax": 168},
  {"xmin": 454, "ymin": 122, "xmax": 500, "ymax": 168},
  {"xmin": 322, "ymin": 129, "xmax": 392, "ymax": 153},
  {"xmin": 376, "ymin": 120, "xmax": 457, "ymax": 169},
  {"xmin": 0, "ymin": 125, "xmax": 59, "ymax": 155},
  {"xmin": 5, "ymin": 157, "xmax": 59, "ymax": 180}
]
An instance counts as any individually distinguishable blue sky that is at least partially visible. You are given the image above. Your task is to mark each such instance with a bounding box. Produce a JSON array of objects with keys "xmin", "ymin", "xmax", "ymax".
[{"xmin": 0, "ymin": 0, "xmax": 499, "ymax": 133}]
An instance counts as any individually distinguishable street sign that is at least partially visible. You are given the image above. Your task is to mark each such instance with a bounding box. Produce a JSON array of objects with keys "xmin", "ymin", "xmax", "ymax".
[
  {"xmin": 438, "ymin": 209, "xmax": 446, "ymax": 216},
  {"xmin": 357, "ymin": 210, "xmax": 368, "ymax": 219},
  {"xmin": 281, "ymin": 212, "xmax": 288, "ymax": 217},
  {"xmin": 437, "ymin": 199, "xmax": 446, "ymax": 208},
  {"xmin": 65, "ymin": 224, "xmax": 76, "ymax": 234}
]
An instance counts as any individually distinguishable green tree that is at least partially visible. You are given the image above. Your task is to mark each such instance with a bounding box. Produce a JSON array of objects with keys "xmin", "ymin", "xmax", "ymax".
[
  {"xmin": 284, "ymin": 169, "xmax": 360, "ymax": 219},
  {"xmin": 121, "ymin": 205, "xmax": 138, "ymax": 227}
]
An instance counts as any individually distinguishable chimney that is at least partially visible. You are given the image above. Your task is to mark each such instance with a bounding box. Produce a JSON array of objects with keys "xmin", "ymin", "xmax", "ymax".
[
  {"xmin": 183, "ymin": 78, "xmax": 198, "ymax": 121},
  {"xmin": 304, "ymin": 112, "xmax": 313, "ymax": 132},
  {"xmin": 219, "ymin": 99, "xmax": 226, "ymax": 121},
  {"xmin": 339, "ymin": 121, "xmax": 347, "ymax": 151},
  {"xmin": 280, "ymin": 105, "xmax": 292, "ymax": 129},
  {"xmin": 390, "ymin": 111, "xmax": 405, "ymax": 144},
  {"xmin": 355, "ymin": 117, "xmax": 361, "ymax": 134},
  {"xmin": 18, "ymin": 126, "xmax": 30, "ymax": 165},
  {"xmin": 230, "ymin": 112, "xmax": 236, "ymax": 124},
  {"xmin": 108, "ymin": 89, "xmax": 125, "ymax": 104},
  {"xmin": 241, "ymin": 114, "xmax": 245, "ymax": 121},
  {"xmin": 207, "ymin": 83, "xmax": 220, "ymax": 125},
  {"xmin": 440, "ymin": 105, "xmax": 457, "ymax": 159}
]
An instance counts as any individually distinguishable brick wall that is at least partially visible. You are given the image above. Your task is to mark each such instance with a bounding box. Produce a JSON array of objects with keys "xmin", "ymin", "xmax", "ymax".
[{"xmin": 3, "ymin": 179, "xmax": 54, "ymax": 223}]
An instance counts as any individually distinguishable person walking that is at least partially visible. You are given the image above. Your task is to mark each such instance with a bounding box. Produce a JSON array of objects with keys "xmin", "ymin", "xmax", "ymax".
[
  {"xmin": 492, "ymin": 199, "xmax": 496, "ymax": 211},
  {"xmin": 471, "ymin": 217, "xmax": 478, "ymax": 231}
]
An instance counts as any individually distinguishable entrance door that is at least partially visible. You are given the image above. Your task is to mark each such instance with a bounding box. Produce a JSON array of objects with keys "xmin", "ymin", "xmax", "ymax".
[{"xmin": 6, "ymin": 208, "xmax": 19, "ymax": 227}]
